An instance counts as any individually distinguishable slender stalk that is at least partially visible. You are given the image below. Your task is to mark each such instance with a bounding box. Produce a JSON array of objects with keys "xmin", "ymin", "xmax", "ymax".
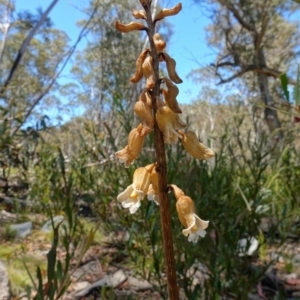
[{"xmin": 144, "ymin": 3, "xmax": 179, "ymax": 300}]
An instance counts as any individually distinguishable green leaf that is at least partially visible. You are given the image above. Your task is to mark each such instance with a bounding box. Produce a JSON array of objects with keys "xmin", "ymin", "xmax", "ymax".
[
  {"xmin": 56, "ymin": 260, "xmax": 63, "ymax": 283},
  {"xmin": 23, "ymin": 262, "xmax": 38, "ymax": 290},
  {"xmin": 25, "ymin": 285, "xmax": 32, "ymax": 300},
  {"xmin": 36, "ymin": 266, "xmax": 44, "ymax": 299},
  {"xmin": 280, "ymin": 73, "xmax": 289, "ymax": 102},
  {"xmin": 57, "ymin": 147, "xmax": 65, "ymax": 176}
]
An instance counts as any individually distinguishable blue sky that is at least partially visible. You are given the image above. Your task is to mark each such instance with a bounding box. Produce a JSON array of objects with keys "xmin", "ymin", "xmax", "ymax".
[{"xmin": 16, "ymin": 0, "xmax": 212, "ymax": 107}]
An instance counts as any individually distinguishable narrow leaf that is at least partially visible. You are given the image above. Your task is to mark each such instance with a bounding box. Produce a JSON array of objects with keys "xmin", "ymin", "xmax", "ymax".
[{"xmin": 280, "ymin": 73, "xmax": 289, "ymax": 102}]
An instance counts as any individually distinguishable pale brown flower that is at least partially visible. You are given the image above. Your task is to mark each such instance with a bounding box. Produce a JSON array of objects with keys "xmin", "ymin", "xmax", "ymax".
[
  {"xmin": 153, "ymin": 33, "xmax": 166, "ymax": 51},
  {"xmin": 159, "ymin": 52, "xmax": 183, "ymax": 84},
  {"xmin": 171, "ymin": 184, "xmax": 209, "ymax": 243},
  {"xmin": 147, "ymin": 164, "xmax": 160, "ymax": 205},
  {"xmin": 154, "ymin": 3, "xmax": 182, "ymax": 22},
  {"xmin": 155, "ymin": 96, "xmax": 186, "ymax": 144},
  {"xmin": 132, "ymin": 10, "xmax": 146, "ymax": 20},
  {"xmin": 134, "ymin": 90, "xmax": 154, "ymax": 136},
  {"xmin": 115, "ymin": 21, "xmax": 146, "ymax": 33},
  {"xmin": 130, "ymin": 49, "xmax": 150, "ymax": 83},
  {"xmin": 115, "ymin": 124, "xmax": 145, "ymax": 167},
  {"xmin": 142, "ymin": 56, "xmax": 156, "ymax": 89},
  {"xmin": 118, "ymin": 164, "xmax": 155, "ymax": 213},
  {"xmin": 178, "ymin": 131, "xmax": 214, "ymax": 160},
  {"xmin": 162, "ymin": 77, "xmax": 182, "ymax": 113}
]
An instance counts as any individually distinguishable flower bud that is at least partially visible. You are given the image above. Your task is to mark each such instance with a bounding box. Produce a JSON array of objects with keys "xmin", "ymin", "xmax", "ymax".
[
  {"xmin": 131, "ymin": 49, "xmax": 150, "ymax": 83},
  {"xmin": 153, "ymin": 33, "xmax": 166, "ymax": 51},
  {"xmin": 160, "ymin": 52, "xmax": 183, "ymax": 84},
  {"xmin": 132, "ymin": 9, "xmax": 146, "ymax": 19},
  {"xmin": 134, "ymin": 90, "xmax": 154, "ymax": 136},
  {"xmin": 154, "ymin": 3, "xmax": 182, "ymax": 22},
  {"xmin": 115, "ymin": 21, "xmax": 146, "ymax": 33},
  {"xmin": 162, "ymin": 77, "xmax": 182, "ymax": 113},
  {"xmin": 142, "ymin": 56, "xmax": 156, "ymax": 89}
]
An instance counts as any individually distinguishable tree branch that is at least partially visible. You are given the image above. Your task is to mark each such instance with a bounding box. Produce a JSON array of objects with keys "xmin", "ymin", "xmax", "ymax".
[
  {"xmin": 11, "ymin": 1, "xmax": 99, "ymax": 137},
  {"xmin": 218, "ymin": 0, "xmax": 257, "ymax": 33},
  {"xmin": 213, "ymin": 61, "xmax": 297, "ymax": 85},
  {"xmin": 0, "ymin": 0, "xmax": 59, "ymax": 96}
]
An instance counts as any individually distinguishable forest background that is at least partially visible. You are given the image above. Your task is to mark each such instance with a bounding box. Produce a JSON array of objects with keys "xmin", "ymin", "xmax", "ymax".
[{"xmin": 1, "ymin": 0, "xmax": 300, "ymax": 299}]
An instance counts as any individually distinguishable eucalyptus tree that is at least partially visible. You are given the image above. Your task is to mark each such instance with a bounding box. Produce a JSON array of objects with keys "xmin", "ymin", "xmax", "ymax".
[
  {"xmin": 193, "ymin": 0, "xmax": 300, "ymax": 142},
  {"xmin": 0, "ymin": 4, "xmax": 70, "ymax": 182}
]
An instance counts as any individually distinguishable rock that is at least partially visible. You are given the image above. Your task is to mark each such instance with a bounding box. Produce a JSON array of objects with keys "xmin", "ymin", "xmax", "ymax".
[
  {"xmin": 9, "ymin": 221, "xmax": 32, "ymax": 238},
  {"xmin": 127, "ymin": 276, "xmax": 152, "ymax": 291},
  {"xmin": 237, "ymin": 237, "xmax": 259, "ymax": 256},
  {"xmin": 71, "ymin": 260, "xmax": 102, "ymax": 281},
  {"xmin": 75, "ymin": 269, "xmax": 127, "ymax": 297},
  {"xmin": 186, "ymin": 262, "xmax": 209, "ymax": 288},
  {"xmin": 0, "ymin": 210, "xmax": 17, "ymax": 222},
  {"xmin": 41, "ymin": 215, "xmax": 65, "ymax": 233},
  {"xmin": 293, "ymin": 254, "xmax": 300, "ymax": 265},
  {"xmin": 283, "ymin": 273, "xmax": 298, "ymax": 281},
  {"xmin": 269, "ymin": 251, "xmax": 284, "ymax": 263},
  {"xmin": 73, "ymin": 281, "xmax": 91, "ymax": 292},
  {"xmin": 0, "ymin": 260, "xmax": 10, "ymax": 300}
]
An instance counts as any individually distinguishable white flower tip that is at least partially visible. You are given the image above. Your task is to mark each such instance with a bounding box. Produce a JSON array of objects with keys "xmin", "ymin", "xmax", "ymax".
[
  {"xmin": 129, "ymin": 200, "xmax": 141, "ymax": 214},
  {"xmin": 188, "ymin": 233, "xmax": 200, "ymax": 243}
]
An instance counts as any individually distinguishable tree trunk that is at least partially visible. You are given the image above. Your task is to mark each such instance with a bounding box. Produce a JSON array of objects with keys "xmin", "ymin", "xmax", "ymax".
[{"xmin": 255, "ymin": 48, "xmax": 283, "ymax": 143}]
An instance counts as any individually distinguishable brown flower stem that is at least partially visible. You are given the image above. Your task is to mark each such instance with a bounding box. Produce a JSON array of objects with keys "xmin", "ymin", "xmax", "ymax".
[{"xmin": 144, "ymin": 3, "xmax": 179, "ymax": 300}]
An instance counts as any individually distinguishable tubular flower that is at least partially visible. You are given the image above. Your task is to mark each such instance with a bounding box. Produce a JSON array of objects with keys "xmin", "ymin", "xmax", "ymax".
[
  {"xmin": 178, "ymin": 131, "xmax": 214, "ymax": 160},
  {"xmin": 134, "ymin": 89, "xmax": 154, "ymax": 136},
  {"xmin": 142, "ymin": 56, "xmax": 156, "ymax": 89},
  {"xmin": 118, "ymin": 164, "xmax": 155, "ymax": 213},
  {"xmin": 162, "ymin": 77, "xmax": 182, "ymax": 113},
  {"xmin": 115, "ymin": 124, "xmax": 145, "ymax": 167},
  {"xmin": 171, "ymin": 184, "xmax": 209, "ymax": 243},
  {"xmin": 155, "ymin": 96, "xmax": 186, "ymax": 144},
  {"xmin": 147, "ymin": 164, "xmax": 160, "ymax": 205},
  {"xmin": 130, "ymin": 49, "xmax": 150, "ymax": 83}
]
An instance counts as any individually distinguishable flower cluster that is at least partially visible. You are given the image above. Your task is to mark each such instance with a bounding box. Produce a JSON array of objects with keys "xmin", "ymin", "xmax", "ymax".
[{"xmin": 114, "ymin": 1, "xmax": 213, "ymax": 243}]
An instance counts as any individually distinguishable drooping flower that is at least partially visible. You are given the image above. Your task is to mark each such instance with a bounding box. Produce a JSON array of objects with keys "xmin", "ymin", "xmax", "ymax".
[
  {"xmin": 115, "ymin": 123, "xmax": 145, "ymax": 167},
  {"xmin": 154, "ymin": 3, "xmax": 182, "ymax": 22},
  {"xmin": 142, "ymin": 56, "xmax": 156, "ymax": 89},
  {"xmin": 134, "ymin": 89, "xmax": 154, "ymax": 136},
  {"xmin": 115, "ymin": 20, "xmax": 147, "ymax": 33},
  {"xmin": 178, "ymin": 130, "xmax": 214, "ymax": 160},
  {"xmin": 161, "ymin": 77, "xmax": 182, "ymax": 113},
  {"xmin": 171, "ymin": 184, "xmax": 209, "ymax": 243},
  {"xmin": 117, "ymin": 164, "xmax": 155, "ymax": 214},
  {"xmin": 147, "ymin": 164, "xmax": 160, "ymax": 205},
  {"xmin": 155, "ymin": 96, "xmax": 186, "ymax": 144}
]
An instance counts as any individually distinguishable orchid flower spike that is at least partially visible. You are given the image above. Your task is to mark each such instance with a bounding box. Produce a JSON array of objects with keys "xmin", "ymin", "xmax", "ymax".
[
  {"xmin": 155, "ymin": 96, "xmax": 186, "ymax": 144},
  {"xmin": 115, "ymin": 123, "xmax": 145, "ymax": 168},
  {"xmin": 171, "ymin": 184, "xmax": 209, "ymax": 243},
  {"xmin": 117, "ymin": 164, "xmax": 155, "ymax": 214}
]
